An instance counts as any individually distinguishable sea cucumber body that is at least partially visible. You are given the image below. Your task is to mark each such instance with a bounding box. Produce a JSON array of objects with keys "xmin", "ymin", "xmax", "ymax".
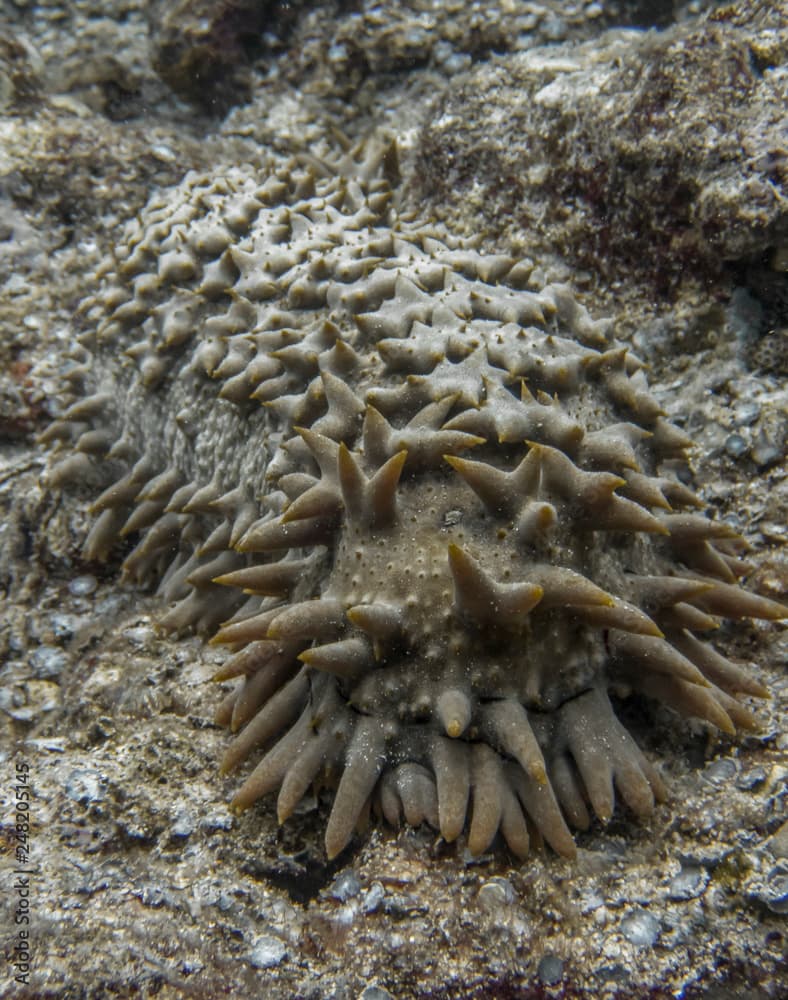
[{"xmin": 44, "ymin": 142, "xmax": 786, "ymax": 859}]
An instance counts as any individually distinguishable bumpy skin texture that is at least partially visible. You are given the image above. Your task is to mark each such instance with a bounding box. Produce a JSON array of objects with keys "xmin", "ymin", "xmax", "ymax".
[{"xmin": 44, "ymin": 139, "xmax": 787, "ymax": 861}]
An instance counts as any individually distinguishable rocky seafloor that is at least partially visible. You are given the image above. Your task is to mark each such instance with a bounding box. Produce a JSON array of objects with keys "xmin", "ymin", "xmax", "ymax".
[{"xmin": 0, "ymin": 1, "xmax": 786, "ymax": 997}]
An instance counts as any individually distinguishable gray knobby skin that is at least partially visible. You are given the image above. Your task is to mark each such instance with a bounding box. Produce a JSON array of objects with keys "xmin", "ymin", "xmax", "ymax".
[{"xmin": 42, "ymin": 136, "xmax": 787, "ymax": 861}]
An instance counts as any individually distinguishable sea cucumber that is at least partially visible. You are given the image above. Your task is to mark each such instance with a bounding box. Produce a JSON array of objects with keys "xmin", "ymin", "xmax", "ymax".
[{"xmin": 42, "ymin": 137, "xmax": 787, "ymax": 860}]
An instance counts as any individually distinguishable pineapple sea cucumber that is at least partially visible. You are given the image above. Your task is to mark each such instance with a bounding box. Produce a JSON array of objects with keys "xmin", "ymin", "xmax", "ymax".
[{"xmin": 43, "ymin": 137, "xmax": 787, "ymax": 861}]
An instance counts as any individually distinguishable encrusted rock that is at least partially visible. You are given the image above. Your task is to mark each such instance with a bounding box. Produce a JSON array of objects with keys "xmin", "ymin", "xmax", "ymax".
[
  {"xmin": 149, "ymin": 0, "xmax": 301, "ymax": 110},
  {"xmin": 412, "ymin": 8, "xmax": 788, "ymax": 292}
]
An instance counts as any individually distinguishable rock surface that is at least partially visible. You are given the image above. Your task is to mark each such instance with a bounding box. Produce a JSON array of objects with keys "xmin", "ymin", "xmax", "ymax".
[
  {"xmin": 1, "ymin": 1, "xmax": 786, "ymax": 998},
  {"xmin": 412, "ymin": 2, "xmax": 788, "ymax": 293}
]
